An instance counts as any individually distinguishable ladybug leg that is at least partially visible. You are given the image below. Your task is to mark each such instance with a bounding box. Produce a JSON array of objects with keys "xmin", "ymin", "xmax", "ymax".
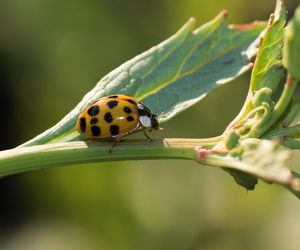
[
  {"xmin": 142, "ymin": 129, "xmax": 152, "ymax": 142},
  {"xmin": 109, "ymin": 136, "xmax": 125, "ymax": 154},
  {"xmin": 86, "ymin": 138, "xmax": 94, "ymax": 146},
  {"xmin": 109, "ymin": 138, "xmax": 119, "ymax": 154}
]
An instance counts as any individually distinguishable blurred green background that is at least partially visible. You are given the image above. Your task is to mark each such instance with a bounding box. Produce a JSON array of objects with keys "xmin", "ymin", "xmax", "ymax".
[{"xmin": 0, "ymin": 0, "xmax": 300, "ymax": 249}]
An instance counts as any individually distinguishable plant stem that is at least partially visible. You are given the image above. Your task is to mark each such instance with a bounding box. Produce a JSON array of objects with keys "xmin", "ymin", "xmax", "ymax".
[{"xmin": 0, "ymin": 138, "xmax": 219, "ymax": 177}]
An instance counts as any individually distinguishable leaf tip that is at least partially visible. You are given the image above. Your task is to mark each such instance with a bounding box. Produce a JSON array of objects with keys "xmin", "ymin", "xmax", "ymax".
[
  {"xmin": 248, "ymin": 62, "xmax": 254, "ymax": 69},
  {"xmin": 183, "ymin": 17, "xmax": 197, "ymax": 31},
  {"xmin": 187, "ymin": 17, "xmax": 196, "ymax": 25},
  {"xmin": 175, "ymin": 17, "xmax": 197, "ymax": 37},
  {"xmin": 202, "ymin": 10, "xmax": 229, "ymax": 28},
  {"xmin": 274, "ymin": 0, "xmax": 287, "ymax": 22},
  {"xmin": 221, "ymin": 9, "xmax": 229, "ymax": 18}
]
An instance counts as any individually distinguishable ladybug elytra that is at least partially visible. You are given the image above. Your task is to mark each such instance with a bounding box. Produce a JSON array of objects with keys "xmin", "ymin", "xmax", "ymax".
[{"xmin": 76, "ymin": 94, "xmax": 161, "ymax": 151}]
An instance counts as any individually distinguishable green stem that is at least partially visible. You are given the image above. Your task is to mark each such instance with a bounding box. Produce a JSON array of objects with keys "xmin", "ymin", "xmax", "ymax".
[{"xmin": 0, "ymin": 138, "xmax": 221, "ymax": 177}]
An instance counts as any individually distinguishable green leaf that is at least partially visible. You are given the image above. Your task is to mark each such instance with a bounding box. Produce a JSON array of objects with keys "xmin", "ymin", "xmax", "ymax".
[
  {"xmin": 250, "ymin": 0, "xmax": 286, "ymax": 92},
  {"xmin": 283, "ymin": 3, "xmax": 300, "ymax": 79},
  {"xmin": 237, "ymin": 139, "xmax": 291, "ymax": 185},
  {"xmin": 20, "ymin": 13, "xmax": 266, "ymax": 147},
  {"xmin": 196, "ymin": 138, "xmax": 300, "ymax": 197},
  {"xmin": 223, "ymin": 168, "xmax": 258, "ymax": 190}
]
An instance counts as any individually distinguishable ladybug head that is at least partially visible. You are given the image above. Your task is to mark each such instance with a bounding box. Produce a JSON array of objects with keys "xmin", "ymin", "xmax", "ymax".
[
  {"xmin": 137, "ymin": 102, "xmax": 161, "ymax": 130},
  {"xmin": 150, "ymin": 114, "xmax": 160, "ymax": 130}
]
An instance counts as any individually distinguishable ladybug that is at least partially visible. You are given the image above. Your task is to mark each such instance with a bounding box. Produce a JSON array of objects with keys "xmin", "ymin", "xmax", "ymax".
[{"xmin": 76, "ymin": 94, "xmax": 161, "ymax": 151}]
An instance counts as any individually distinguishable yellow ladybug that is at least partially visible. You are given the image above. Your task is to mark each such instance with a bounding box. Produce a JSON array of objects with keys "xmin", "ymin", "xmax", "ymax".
[{"xmin": 76, "ymin": 94, "xmax": 161, "ymax": 150}]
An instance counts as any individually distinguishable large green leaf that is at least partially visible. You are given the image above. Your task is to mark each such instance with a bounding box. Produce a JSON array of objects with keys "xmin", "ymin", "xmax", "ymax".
[
  {"xmin": 250, "ymin": 0, "xmax": 286, "ymax": 92},
  {"xmin": 20, "ymin": 12, "xmax": 265, "ymax": 147}
]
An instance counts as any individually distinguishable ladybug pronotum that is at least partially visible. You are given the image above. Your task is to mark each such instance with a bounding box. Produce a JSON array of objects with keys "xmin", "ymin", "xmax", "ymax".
[{"xmin": 76, "ymin": 94, "xmax": 161, "ymax": 151}]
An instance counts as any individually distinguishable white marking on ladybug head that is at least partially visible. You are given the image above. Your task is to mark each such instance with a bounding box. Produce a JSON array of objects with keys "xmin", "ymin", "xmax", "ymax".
[{"xmin": 139, "ymin": 115, "xmax": 152, "ymax": 128}]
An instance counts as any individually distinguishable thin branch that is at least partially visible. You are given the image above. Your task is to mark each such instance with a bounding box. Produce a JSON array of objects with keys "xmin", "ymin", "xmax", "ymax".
[{"xmin": 0, "ymin": 139, "xmax": 205, "ymax": 177}]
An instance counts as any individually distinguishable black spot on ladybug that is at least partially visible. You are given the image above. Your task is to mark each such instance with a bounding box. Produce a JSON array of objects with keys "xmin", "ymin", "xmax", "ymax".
[
  {"xmin": 127, "ymin": 116, "xmax": 134, "ymax": 122},
  {"xmin": 108, "ymin": 95, "xmax": 118, "ymax": 98},
  {"xmin": 126, "ymin": 99, "xmax": 137, "ymax": 105},
  {"xmin": 104, "ymin": 112, "xmax": 113, "ymax": 123},
  {"xmin": 110, "ymin": 125, "xmax": 119, "ymax": 136},
  {"xmin": 123, "ymin": 106, "xmax": 132, "ymax": 114},
  {"xmin": 79, "ymin": 118, "xmax": 86, "ymax": 133},
  {"xmin": 91, "ymin": 125, "xmax": 101, "ymax": 136},
  {"xmin": 107, "ymin": 100, "xmax": 118, "ymax": 109},
  {"xmin": 90, "ymin": 117, "xmax": 98, "ymax": 125},
  {"xmin": 88, "ymin": 105, "xmax": 100, "ymax": 116}
]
